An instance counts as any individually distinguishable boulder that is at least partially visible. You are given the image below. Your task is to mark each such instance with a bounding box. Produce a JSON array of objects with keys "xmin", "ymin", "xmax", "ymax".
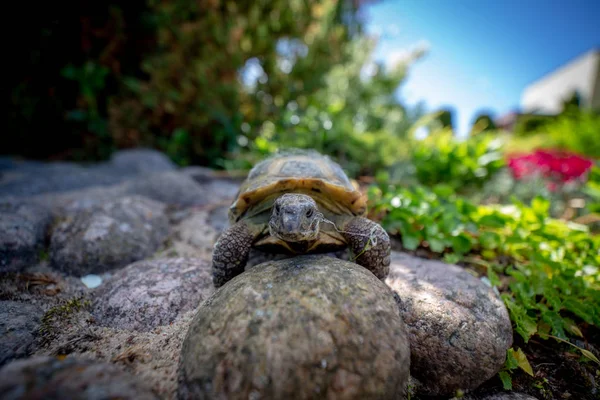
[
  {"xmin": 0, "ymin": 301, "xmax": 44, "ymax": 366},
  {"xmin": 0, "ymin": 202, "xmax": 52, "ymax": 272},
  {"xmin": 0, "ymin": 356, "xmax": 158, "ymax": 400},
  {"xmin": 178, "ymin": 255, "xmax": 410, "ymax": 399},
  {"xmin": 386, "ymin": 252, "xmax": 513, "ymax": 396},
  {"xmin": 50, "ymin": 196, "xmax": 169, "ymax": 275},
  {"xmin": 92, "ymin": 258, "xmax": 213, "ymax": 331}
]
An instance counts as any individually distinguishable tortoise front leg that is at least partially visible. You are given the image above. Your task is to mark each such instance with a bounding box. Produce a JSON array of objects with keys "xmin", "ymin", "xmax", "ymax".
[
  {"xmin": 342, "ymin": 217, "xmax": 391, "ymax": 280},
  {"xmin": 212, "ymin": 221, "xmax": 256, "ymax": 288}
]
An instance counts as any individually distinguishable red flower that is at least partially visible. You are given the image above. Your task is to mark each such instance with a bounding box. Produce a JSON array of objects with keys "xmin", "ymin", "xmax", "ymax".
[{"xmin": 506, "ymin": 149, "xmax": 593, "ymax": 187}]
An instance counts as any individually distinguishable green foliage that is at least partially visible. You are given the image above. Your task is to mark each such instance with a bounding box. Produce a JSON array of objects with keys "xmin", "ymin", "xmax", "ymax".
[
  {"xmin": 409, "ymin": 130, "xmax": 505, "ymax": 191},
  {"xmin": 228, "ymin": 36, "xmax": 426, "ymax": 176},
  {"xmin": 369, "ymin": 184, "xmax": 600, "ymax": 344},
  {"xmin": 109, "ymin": 0, "xmax": 370, "ymax": 167},
  {"xmin": 583, "ymin": 164, "xmax": 600, "ymax": 214},
  {"xmin": 498, "ymin": 347, "xmax": 534, "ymax": 390},
  {"xmin": 512, "ymin": 114, "xmax": 555, "ymax": 136},
  {"xmin": 542, "ymin": 109, "xmax": 600, "ymax": 159},
  {"xmin": 435, "ymin": 108, "xmax": 454, "ymax": 130},
  {"xmin": 470, "ymin": 112, "xmax": 497, "ymax": 135}
]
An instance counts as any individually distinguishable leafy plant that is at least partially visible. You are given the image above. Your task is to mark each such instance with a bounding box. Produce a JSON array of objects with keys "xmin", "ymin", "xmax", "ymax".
[
  {"xmin": 543, "ymin": 109, "xmax": 600, "ymax": 159},
  {"xmin": 226, "ymin": 36, "xmax": 426, "ymax": 176},
  {"xmin": 368, "ymin": 184, "xmax": 600, "ymax": 344},
  {"xmin": 109, "ymin": 0, "xmax": 370, "ymax": 167},
  {"xmin": 409, "ymin": 130, "xmax": 505, "ymax": 192}
]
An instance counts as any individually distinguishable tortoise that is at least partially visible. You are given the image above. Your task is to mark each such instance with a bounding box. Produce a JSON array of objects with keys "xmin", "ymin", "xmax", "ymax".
[{"xmin": 211, "ymin": 149, "xmax": 391, "ymax": 288}]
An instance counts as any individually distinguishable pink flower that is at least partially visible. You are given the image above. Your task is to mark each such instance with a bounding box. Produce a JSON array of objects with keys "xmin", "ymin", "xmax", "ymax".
[{"xmin": 506, "ymin": 149, "xmax": 593, "ymax": 187}]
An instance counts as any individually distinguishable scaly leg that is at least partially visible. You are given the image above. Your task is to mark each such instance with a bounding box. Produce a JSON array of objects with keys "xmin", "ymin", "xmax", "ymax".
[
  {"xmin": 212, "ymin": 221, "xmax": 255, "ymax": 288},
  {"xmin": 342, "ymin": 217, "xmax": 391, "ymax": 280}
]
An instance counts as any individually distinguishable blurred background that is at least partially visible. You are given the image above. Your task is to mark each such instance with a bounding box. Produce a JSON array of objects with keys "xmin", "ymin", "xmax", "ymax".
[{"xmin": 4, "ymin": 0, "xmax": 600, "ymax": 223}]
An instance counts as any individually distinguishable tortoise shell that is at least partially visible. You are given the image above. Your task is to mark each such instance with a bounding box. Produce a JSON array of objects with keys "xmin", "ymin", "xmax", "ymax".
[{"xmin": 229, "ymin": 149, "xmax": 367, "ymax": 223}]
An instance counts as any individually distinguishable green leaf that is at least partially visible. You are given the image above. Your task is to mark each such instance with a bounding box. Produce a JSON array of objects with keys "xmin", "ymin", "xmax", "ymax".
[
  {"xmin": 580, "ymin": 349, "xmax": 600, "ymax": 365},
  {"xmin": 443, "ymin": 253, "xmax": 462, "ymax": 264},
  {"xmin": 531, "ymin": 196, "xmax": 550, "ymax": 217},
  {"xmin": 498, "ymin": 371, "xmax": 512, "ymax": 390},
  {"xmin": 402, "ymin": 234, "xmax": 421, "ymax": 251},
  {"xmin": 479, "ymin": 231, "xmax": 501, "ymax": 250},
  {"xmin": 504, "ymin": 299, "xmax": 538, "ymax": 342},
  {"xmin": 428, "ymin": 237, "xmax": 446, "ymax": 253},
  {"xmin": 451, "ymin": 234, "xmax": 472, "ymax": 255},
  {"xmin": 478, "ymin": 214, "xmax": 506, "ymax": 228},
  {"xmin": 505, "ymin": 348, "xmax": 518, "ymax": 370},
  {"xmin": 514, "ymin": 348, "xmax": 534, "ymax": 376}
]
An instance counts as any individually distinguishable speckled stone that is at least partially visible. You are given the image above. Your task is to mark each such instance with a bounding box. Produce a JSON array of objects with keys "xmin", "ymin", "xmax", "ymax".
[
  {"xmin": 0, "ymin": 202, "xmax": 52, "ymax": 272},
  {"xmin": 0, "ymin": 301, "xmax": 44, "ymax": 366},
  {"xmin": 386, "ymin": 252, "xmax": 513, "ymax": 396},
  {"xmin": 0, "ymin": 356, "xmax": 159, "ymax": 400},
  {"xmin": 92, "ymin": 258, "xmax": 213, "ymax": 331},
  {"xmin": 178, "ymin": 255, "xmax": 410, "ymax": 400},
  {"xmin": 49, "ymin": 196, "xmax": 169, "ymax": 275}
]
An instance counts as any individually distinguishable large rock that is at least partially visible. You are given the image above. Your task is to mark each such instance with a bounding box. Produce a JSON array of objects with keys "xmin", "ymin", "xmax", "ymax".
[
  {"xmin": 0, "ymin": 149, "xmax": 176, "ymax": 199},
  {"xmin": 123, "ymin": 171, "xmax": 213, "ymax": 207},
  {"xmin": 109, "ymin": 148, "xmax": 177, "ymax": 174},
  {"xmin": 0, "ymin": 356, "xmax": 159, "ymax": 400},
  {"xmin": 92, "ymin": 258, "xmax": 214, "ymax": 331},
  {"xmin": 386, "ymin": 252, "xmax": 513, "ymax": 396},
  {"xmin": 178, "ymin": 255, "xmax": 410, "ymax": 400},
  {"xmin": 0, "ymin": 301, "xmax": 44, "ymax": 366},
  {"xmin": 50, "ymin": 196, "xmax": 169, "ymax": 276},
  {"xmin": 0, "ymin": 202, "xmax": 52, "ymax": 272}
]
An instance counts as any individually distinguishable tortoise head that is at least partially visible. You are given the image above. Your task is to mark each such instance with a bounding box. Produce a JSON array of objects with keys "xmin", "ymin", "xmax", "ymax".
[{"xmin": 269, "ymin": 193, "xmax": 321, "ymax": 242}]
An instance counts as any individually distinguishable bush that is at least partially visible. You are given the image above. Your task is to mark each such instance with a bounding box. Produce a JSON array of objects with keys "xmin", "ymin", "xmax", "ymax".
[
  {"xmin": 108, "ymin": 0, "xmax": 370, "ymax": 167},
  {"xmin": 225, "ymin": 36, "xmax": 426, "ymax": 176},
  {"xmin": 409, "ymin": 130, "xmax": 505, "ymax": 192},
  {"xmin": 543, "ymin": 109, "xmax": 600, "ymax": 159}
]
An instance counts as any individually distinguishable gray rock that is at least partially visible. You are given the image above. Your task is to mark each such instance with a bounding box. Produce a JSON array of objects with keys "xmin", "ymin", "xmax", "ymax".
[
  {"xmin": 123, "ymin": 171, "xmax": 212, "ymax": 207},
  {"xmin": 109, "ymin": 148, "xmax": 177, "ymax": 174},
  {"xmin": 0, "ymin": 356, "xmax": 159, "ymax": 400},
  {"xmin": 0, "ymin": 162, "xmax": 125, "ymax": 198},
  {"xmin": 0, "ymin": 149, "xmax": 175, "ymax": 199},
  {"xmin": 0, "ymin": 302, "xmax": 44, "ymax": 366},
  {"xmin": 178, "ymin": 255, "xmax": 410, "ymax": 400},
  {"xmin": 50, "ymin": 196, "xmax": 169, "ymax": 276},
  {"xmin": 92, "ymin": 258, "xmax": 213, "ymax": 331},
  {"xmin": 385, "ymin": 252, "xmax": 513, "ymax": 396},
  {"xmin": 0, "ymin": 202, "xmax": 52, "ymax": 272}
]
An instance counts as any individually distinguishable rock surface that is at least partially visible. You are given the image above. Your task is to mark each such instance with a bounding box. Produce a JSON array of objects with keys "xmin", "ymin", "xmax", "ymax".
[
  {"xmin": 178, "ymin": 255, "xmax": 410, "ymax": 400},
  {"xmin": 92, "ymin": 258, "xmax": 213, "ymax": 331},
  {"xmin": 0, "ymin": 356, "xmax": 159, "ymax": 400},
  {"xmin": 123, "ymin": 171, "xmax": 213, "ymax": 207},
  {"xmin": 50, "ymin": 196, "xmax": 169, "ymax": 276},
  {"xmin": 0, "ymin": 202, "xmax": 52, "ymax": 272},
  {"xmin": 385, "ymin": 252, "xmax": 513, "ymax": 396},
  {"xmin": 0, "ymin": 301, "xmax": 44, "ymax": 366},
  {"xmin": 0, "ymin": 149, "xmax": 175, "ymax": 198},
  {"xmin": 109, "ymin": 148, "xmax": 177, "ymax": 174}
]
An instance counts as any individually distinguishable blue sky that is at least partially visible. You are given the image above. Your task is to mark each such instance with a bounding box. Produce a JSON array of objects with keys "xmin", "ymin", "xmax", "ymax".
[{"xmin": 363, "ymin": 0, "xmax": 600, "ymax": 136}]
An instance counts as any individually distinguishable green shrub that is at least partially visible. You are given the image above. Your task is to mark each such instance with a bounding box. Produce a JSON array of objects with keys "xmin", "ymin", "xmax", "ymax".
[
  {"xmin": 225, "ymin": 36, "xmax": 426, "ymax": 177},
  {"xmin": 543, "ymin": 109, "xmax": 600, "ymax": 159},
  {"xmin": 109, "ymin": 0, "xmax": 366, "ymax": 167},
  {"xmin": 409, "ymin": 130, "xmax": 505, "ymax": 192}
]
